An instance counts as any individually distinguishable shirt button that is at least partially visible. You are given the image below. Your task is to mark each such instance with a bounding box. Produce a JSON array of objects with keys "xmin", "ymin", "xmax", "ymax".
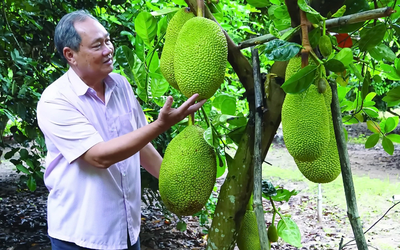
[{"xmin": 122, "ymin": 172, "xmax": 126, "ymax": 177}]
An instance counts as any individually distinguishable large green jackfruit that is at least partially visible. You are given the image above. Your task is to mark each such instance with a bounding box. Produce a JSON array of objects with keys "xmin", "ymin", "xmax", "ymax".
[
  {"xmin": 174, "ymin": 17, "xmax": 228, "ymax": 100},
  {"xmin": 294, "ymin": 84, "xmax": 341, "ymax": 183},
  {"xmin": 159, "ymin": 125, "xmax": 217, "ymax": 216},
  {"xmin": 160, "ymin": 8, "xmax": 195, "ymax": 90},
  {"xmin": 282, "ymin": 83, "xmax": 330, "ymax": 162},
  {"xmin": 237, "ymin": 210, "xmax": 261, "ymax": 250}
]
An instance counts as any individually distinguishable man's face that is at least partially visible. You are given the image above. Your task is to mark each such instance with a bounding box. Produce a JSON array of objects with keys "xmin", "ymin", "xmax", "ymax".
[{"xmin": 68, "ymin": 18, "xmax": 114, "ymax": 79}]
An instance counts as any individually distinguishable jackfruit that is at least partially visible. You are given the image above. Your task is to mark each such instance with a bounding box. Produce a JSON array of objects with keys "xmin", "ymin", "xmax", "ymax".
[
  {"xmin": 160, "ymin": 7, "xmax": 195, "ymax": 90},
  {"xmin": 174, "ymin": 17, "xmax": 228, "ymax": 100},
  {"xmin": 159, "ymin": 125, "xmax": 217, "ymax": 216},
  {"xmin": 294, "ymin": 84, "xmax": 341, "ymax": 183},
  {"xmin": 282, "ymin": 84, "xmax": 330, "ymax": 162},
  {"xmin": 285, "ymin": 56, "xmax": 303, "ymax": 80},
  {"xmin": 237, "ymin": 210, "xmax": 261, "ymax": 250},
  {"xmin": 267, "ymin": 224, "xmax": 279, "ymax": 243}
]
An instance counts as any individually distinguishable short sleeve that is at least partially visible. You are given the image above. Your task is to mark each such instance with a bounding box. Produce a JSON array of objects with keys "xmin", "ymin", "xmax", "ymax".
[{"xmin": 37, "ymin": 96, "xmax": 104, "ymax": 163}]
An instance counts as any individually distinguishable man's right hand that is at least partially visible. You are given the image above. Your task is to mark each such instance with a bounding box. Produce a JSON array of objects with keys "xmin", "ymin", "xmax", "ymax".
[{"xmin": 157, "ymin": 94, "xmax": 206, "ymax": 129}]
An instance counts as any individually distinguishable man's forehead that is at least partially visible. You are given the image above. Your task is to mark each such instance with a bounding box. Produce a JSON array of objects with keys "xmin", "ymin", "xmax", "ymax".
[{"xmin": 74, "ymin": 19, "xmax": 108, "ymax": 39}]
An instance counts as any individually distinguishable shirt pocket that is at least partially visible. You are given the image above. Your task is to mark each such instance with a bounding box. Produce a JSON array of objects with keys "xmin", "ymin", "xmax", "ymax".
[{"xmin": 116, "ymin": 110, "xmax": 137, "ymax": 136}]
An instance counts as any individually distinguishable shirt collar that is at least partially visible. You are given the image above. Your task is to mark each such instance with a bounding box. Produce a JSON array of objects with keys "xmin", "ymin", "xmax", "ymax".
[{"xmin": 67, "ymin": 68, "xmax": 117, "ymax": 96}]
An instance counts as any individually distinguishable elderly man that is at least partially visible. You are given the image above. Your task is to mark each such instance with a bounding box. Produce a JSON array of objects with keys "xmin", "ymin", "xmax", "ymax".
[{"xmin": 37, "ymin": 10, "xmax": 205, "ymax": 250}]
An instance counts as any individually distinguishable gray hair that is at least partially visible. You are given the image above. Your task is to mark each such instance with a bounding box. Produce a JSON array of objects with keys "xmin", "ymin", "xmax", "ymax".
[{"xmin": 54, "ymin": 10, "xmax": 98, "ymax": 61}]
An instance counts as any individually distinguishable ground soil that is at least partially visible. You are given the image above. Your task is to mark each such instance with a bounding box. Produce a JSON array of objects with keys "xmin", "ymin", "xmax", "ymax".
[{"xmin": 0, "ymin": 123, "xmax": 399, "ymax": 250}]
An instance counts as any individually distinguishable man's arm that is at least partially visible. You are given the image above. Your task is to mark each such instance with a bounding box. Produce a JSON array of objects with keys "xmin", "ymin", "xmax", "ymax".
[
  {"xmin": 140, "ymin": 143, "xmax": 162, "ymax": 179},
  {"xmin": 81, "ymin": 94, "xmax": 205, "ymax": 169}
]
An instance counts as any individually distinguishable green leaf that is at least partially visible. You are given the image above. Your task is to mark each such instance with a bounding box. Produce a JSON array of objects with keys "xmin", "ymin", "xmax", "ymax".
[
  {"xmin": 382, "ymin": 136, "xmax": 394, "ymax": 155},
  {"xmin": 359, "ymin": 24, "xmax": 387, "ymax": 51},
  {"xmin": 150, "ymin": 7, "xmax": 179, "ymax": 16},
  {"xmin": 19, "ymin": 148, "xmax": 29, "ymax": 160},
  {"xmin": 221, "ymin": 98, "xmax": 237, "ymax": 115},
  {"xmin": 262, "ymin": 40, "xmax": 302, "ymax": 61},
  {"xmin": 382, "ymin": 86, "xmax": 400, "ymax": 104},
  {"xmin": 157, "ymin": 16, "xmax": 168, "ymax": 38},
  {"xmin": 335, "ymin": 48, "xmax": 353, "ymax": 67},
  {"xmin": 16, "ymin": 164, "xmax": 30, "ymax": 174},
  {"xmin": 216, "ymin": 153, "xmax": 227, "ymax": 178},
  {"xmin": 176, "ymin": 221, "xmax": 187, "ymax": 231},
  {"xmin": 368, "ymin": 43, "xmax": 397, "ymax": 61},
  {"xmin": 212, "ymin": 94, "xmax": 236, "ymax": 110},
  {"xmin": 274, "ymin": 5, "xmax": 290, "ymax": 19},
  {"xmin": 26, "ymin": 175, "xmax": 37, "ymax": 192},
  {"xmin": 135, "ymin": 35, "xmax": 145, "ymax": 62},
  {"xmin": 364, "ymin": 92, "xmax": 376, "ymax": 102},
  {"xmin": 204, "ymin": 127, "xmax": 219, "ymax": 148},
  {"xmin": 380, "ymin": 64, "xmax": 400, "ymax": 81},
  {"xmin": 277, "ymin": 216, "xmax": 302, "ymax": 248},
  {"xmin": 363, "ymin": 107, "xmax": 379, "ymax": 118},
  {"xmin": 135, "ymin": 12, "xmax": 158, "ymax": 46},
  {"xmin": 361, "ymin": 71, "xmax": 371, "ymax": 100},
  {"xmin": 385, "ymin": 117, "xmax": 399, "ymax": 133},
  {"xmin": 261, "ymin": 180, "xmax": 277, "ymax": 197},
  {"xmin": 149, "ymin": 73, "xmax": 169, "ymax": 98},
  {"xmin": 271, "ymin": 189, "xmax": 298, "ymax": 202},
  {"xmin": 226, "ymin": 126, "xmax": 246, "ymax": 145},
  {"xmin": 281, "ymin": 65, "xmax": 318, "ymax": 94},
  {"xmin": 365, "ymin": 134, "xmax": 380, "ymax": 148},
  {"xmin": 386, "ymin": 134, "xmax": 400, "ymax": 143},
  {"xmin": 367, "ymin": 120, "xmax": 381, "ymax": 134},
  {"xmin": 297, "ymin": 0, "xmax": 323, "ymax": 20},
  {"xmin": 246, "ymin": 0, "xmax": 270, "ymax": 8},
  {"xmin": 216, "ymin": 115, "xmax": 247, "ymax": 127},
  {"xmin": 324, "ymin": 59, "xmax": 346, "ymax": 73}
]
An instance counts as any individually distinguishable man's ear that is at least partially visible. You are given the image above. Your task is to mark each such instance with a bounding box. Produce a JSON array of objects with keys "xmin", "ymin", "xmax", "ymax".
[{"xmin": 63, "ymin": 47, "xmax": 76, "ymax": 65}]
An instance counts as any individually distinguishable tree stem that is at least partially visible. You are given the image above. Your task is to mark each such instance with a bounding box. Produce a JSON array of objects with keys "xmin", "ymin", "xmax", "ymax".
[
  {"xmin": 300, "ymin": 9, "xmax": 311, "ymax": 68},
  {"xmin": 196, "ymin": 0, "xmax": 204, "ymax": 17},
  {"xmin": 251, "ymin": 47, "xmax": 270, "ymax": 250},
  {"xmin": 331, "ymin": 82, "xmax": 369, "ymax": 250}
]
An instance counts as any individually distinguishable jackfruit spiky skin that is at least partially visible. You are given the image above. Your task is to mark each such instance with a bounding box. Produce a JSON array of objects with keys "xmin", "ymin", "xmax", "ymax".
[
  {"xmin": 237, "ymin": 210, "xmax": 261, "ymax": 250},
  {"xmin": 294, "ymin": 85, "xmax": 341, "ymax": 183},
  {"xmin": 285, "ymin": 56, "xmax": 303, "ymax": 80},
  {"xmin": 159, "ymin": 125, "xmax": 217, "ymax": 216},
  {"xmin": 282, "ymin": 84, "xmax": 330, "ymax": 162},
  {"xmin": 174, "ymin": 17, "xmax": 228, "ymax": 100},
  {"xmin": 160, "ymin": 8, "xmax": 195, "ymax": 90}
]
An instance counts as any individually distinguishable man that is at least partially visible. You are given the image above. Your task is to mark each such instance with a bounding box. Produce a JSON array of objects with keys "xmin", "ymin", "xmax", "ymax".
[{"xmin": 37, "ymin": 10, "xmax": 205, "ymax": 250}]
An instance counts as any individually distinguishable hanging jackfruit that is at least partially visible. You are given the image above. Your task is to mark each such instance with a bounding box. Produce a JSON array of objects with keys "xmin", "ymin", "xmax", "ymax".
[
  {"xmin": 294, "ymin": 84, "xmax": 341, "ymax": 183},
  {"xmin": 160, "ymin": 7, "xmax": 195, "ymax": 90},
  {"xmin": 237, "ymin": 195, "xmax": 261, "ymax": 250},
  {"xmin": 282, "ymin": 83, "xmax": 330, "ymax": 162},
  {"xmin": 159, "ymin": 125, "xmax": 217, "ymax": 216},
  {"xmin": 174, "ymin": 17, "xmax": 228, "ymax": 100}
]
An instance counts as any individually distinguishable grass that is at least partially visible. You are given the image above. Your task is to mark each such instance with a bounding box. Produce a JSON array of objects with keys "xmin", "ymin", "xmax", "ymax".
[{"xmin": 262, "ymin": 163, "xmax": 400, "ymax": 250}]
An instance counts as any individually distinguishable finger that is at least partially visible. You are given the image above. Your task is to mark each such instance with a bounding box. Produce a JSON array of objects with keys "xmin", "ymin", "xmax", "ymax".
[
  {"xmin": 186, "ymin": 99, "xmax": 206, "ymax": 114},
  {"xmin": 179, "ymin": 94, "xmax": 200, "ymax": 111},
  {"xmin": 162, "ymin": 96, "xmax": 174, "ymax": 110}
]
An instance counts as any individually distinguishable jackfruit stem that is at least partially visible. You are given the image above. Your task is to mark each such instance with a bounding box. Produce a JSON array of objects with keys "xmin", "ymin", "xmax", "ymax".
[
  {"xmin": 188, "ymin": 113, "xmax": 195, "ymax": 126},
  {"xmin": 197, "ymin": 0, "xmax": 204, "ymax": 17},
  {"xmin": 300, "ymin": 9, "xmax": 312, "ymax": 68}
]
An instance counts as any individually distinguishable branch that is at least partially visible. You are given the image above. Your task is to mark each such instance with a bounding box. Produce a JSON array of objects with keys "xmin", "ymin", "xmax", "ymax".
[
  {"xmin": 238, "ymin": 7, "xmax": 395, "ymax": 50},
  {"xmin": 331, "ymin": 82, "xmax": 369, "ymax": 250},
  {"xmin": 251, "ymin": 47, "xmax": 270, "ymax": 250},
  {"xmin": 326, "ymin": 7, "xmax": 395, "ymax": 30}
]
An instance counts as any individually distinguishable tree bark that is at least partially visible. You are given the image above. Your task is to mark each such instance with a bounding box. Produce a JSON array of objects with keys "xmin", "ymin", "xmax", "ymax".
[
  {"xmin": 331, "ymin": 83, "xmax": 369, "ymax": 250},
  {"xmin": 251, "ymin": 47, "xmax": 270, "ymax": 250}
]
